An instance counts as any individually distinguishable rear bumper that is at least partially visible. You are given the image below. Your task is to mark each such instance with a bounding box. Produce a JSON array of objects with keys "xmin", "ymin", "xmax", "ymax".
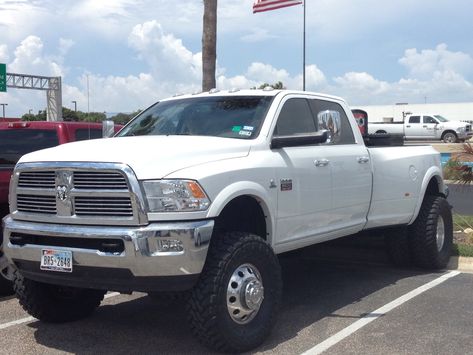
[{"xmin": 1, "ymin": 216, "xmax": 214, "ymax": 292}]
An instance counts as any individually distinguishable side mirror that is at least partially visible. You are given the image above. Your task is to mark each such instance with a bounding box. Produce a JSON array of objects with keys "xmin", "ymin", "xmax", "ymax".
[
  {"xmin": 102, "ymin": 119, "xmax": 115, "ymax": 138},
  {"xmin": 271, "ymin": 131, "xmax": 328, "ymax": 149},
  {"xmin": 317, "ymin": 110, "xmax": 341, "ymax": 143}
]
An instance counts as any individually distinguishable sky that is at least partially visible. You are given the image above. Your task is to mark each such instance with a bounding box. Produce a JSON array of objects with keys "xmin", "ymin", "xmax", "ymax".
[{"xmin": 1, "ymin": 0, "xmax": 473, "ymax": 117}]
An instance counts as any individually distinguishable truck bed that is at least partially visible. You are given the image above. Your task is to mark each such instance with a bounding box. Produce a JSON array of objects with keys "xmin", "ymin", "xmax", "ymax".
[{"xmin": 365, "ymin": 145, "xmax": 441, "ymax": 229}]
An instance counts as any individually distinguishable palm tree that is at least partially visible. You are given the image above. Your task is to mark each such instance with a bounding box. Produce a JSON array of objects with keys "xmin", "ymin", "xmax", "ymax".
[{"xmin": 202, "ymin": 0, "xmax": 217, "ymax": 91}]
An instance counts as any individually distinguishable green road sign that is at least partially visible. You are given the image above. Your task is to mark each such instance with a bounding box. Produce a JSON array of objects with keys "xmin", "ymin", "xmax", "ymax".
[{"xmin": 0, "ymin": 63, "xmax": 6, "ymax": 92}]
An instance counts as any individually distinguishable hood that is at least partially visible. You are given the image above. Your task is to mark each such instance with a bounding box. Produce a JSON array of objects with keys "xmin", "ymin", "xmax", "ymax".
[{"xmin": 18, "ymin": 136, "xmax": 252, "ymax": 179}]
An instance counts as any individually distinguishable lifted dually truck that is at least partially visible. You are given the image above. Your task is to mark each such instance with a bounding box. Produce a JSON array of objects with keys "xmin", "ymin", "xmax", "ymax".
[{"xmin": 1, "ymin": 90, "xmax": 452, "ymax": 352}]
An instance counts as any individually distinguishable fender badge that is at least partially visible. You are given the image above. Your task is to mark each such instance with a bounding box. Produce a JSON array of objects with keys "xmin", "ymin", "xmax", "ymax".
[{"xmin": 280, "ymin": 179, "xmax": 292, "ymax": 191}]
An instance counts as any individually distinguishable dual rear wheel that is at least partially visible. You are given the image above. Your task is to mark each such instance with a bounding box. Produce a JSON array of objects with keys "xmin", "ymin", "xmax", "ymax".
[{"xmin": 385, "ymin": 195, "xmax": 453, "ymax": 269}]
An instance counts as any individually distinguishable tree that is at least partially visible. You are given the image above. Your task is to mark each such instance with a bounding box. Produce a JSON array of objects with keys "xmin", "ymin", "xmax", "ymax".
[
  {"xmin": 251, "ymin": 81, "xmax": 286, "ymax": 90},
  {"xmin": 62, "ymin": 107, "xmax": 79, "ymax": 121},
  {"xmin": 202, "ymin": 0, "xmax": 217, "ymax": 91}
]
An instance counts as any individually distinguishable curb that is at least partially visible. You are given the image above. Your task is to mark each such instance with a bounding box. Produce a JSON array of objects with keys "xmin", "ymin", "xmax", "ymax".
[{"xmin": 448, "ymin": 256, "xmax": 473, "ymax": 273}]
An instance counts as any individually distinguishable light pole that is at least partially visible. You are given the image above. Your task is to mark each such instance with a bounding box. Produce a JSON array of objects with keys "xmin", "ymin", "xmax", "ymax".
[
  {"xmin": 29, "ymin": 109, "xmax": 32, "ymax": 114},
  {"xmin": 0, "ymin": 103, "xmax": 7, "ymax": 118},
  {"xmin": 72, "ymin": 100, "xmax": 77, "ymax": 112}
]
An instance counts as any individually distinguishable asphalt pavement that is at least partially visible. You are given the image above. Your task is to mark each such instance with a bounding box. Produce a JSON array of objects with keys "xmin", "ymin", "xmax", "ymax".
[{"xmin": 0, "ymin": 248, "xmax": 472, "ymax": 355}]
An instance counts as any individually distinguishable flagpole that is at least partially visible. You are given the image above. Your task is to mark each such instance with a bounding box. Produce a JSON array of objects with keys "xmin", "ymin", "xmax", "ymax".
[{"xmin": 302, "ymin": 0, "xmax": 306, "ymax": 91}]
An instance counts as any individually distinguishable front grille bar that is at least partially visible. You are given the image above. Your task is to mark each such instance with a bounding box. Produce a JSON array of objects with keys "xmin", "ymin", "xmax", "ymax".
[{"xmin": 11, "ymin": 162, "xmax": 148, "ymax": 226}]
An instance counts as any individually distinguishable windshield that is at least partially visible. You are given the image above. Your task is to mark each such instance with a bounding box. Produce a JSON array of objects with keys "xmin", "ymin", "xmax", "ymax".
[
  {"xmin": 118, "ymin": 96, "xmax": 274, "ymax": 139},
  {"xmin": 434, "ymin": 115, "xmax": 449, "ymax": 122}
]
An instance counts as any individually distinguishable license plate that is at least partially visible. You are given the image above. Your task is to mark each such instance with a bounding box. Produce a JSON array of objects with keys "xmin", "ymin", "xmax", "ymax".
[{"xmin": 40, "ymin": 249, "xmax": 73, "ymax": 273}]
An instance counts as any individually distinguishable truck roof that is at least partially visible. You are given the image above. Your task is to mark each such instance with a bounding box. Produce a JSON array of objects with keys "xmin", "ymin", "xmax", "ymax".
[{"xmin": 159, "ymin": 89, "xmax": 346, "ymax": 103}]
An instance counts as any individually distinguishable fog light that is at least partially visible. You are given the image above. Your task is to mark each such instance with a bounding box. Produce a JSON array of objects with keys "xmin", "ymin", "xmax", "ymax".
[{"xmin": 157, "ymin": 239, "xmax": 184, "ymax": 253}]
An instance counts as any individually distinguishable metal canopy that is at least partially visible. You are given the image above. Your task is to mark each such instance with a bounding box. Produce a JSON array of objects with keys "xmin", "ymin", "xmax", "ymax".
[{"xmin": 5, "ymin": 72, "xmax": 62, "ymax": 121}]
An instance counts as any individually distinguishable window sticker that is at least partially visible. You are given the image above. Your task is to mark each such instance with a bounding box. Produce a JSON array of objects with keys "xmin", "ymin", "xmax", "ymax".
[
  {"xmin": 239, "ymin": 130, "xmax": 252, "ymax": 137},
  {"xmin": 232, "ymin": 125, "xmax": 242, "ymax": 132},
  {"xmin": 243, "ymin": 126, "xmax": 254, "ymax": 131}
]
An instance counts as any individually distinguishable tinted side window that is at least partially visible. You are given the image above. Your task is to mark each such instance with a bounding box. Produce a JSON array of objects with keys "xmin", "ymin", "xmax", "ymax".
[
  {"xmin": 409, "ymin": 116, "xmax": 420, "ymax": 123},
  {"xmin": 0, "ymin": 129, "xmax": 59, "ymax": 166},
  {"xmin": 423, "ymin": 116, "xmax": 436, "ymax": 124},
  {"xmin": 75, "ymin": 128, "xmax": 102, "ymax": 141},
  {"xmin": 274, "ymin": 98, "xmax": 316, "ymax": 136},
  {"xmin": 308, "ymin": 99, "xmax": 355, "ymax": 144}
]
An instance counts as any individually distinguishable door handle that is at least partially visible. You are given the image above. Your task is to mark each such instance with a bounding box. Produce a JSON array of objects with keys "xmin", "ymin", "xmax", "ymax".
[
  {"xmin": 406, "ymin": 125, "xmax": 411, "ymax": 128},
  {"xmin": 314, "ymin": 159, "xmax": 330, "ymax": 167},
  {"xmin": 357, "ymin": 156, "xmax": 370, "ymax": 164},
  {"xmin": 423, "ymin": 125, "xmax": 427, "ymax": 128}
]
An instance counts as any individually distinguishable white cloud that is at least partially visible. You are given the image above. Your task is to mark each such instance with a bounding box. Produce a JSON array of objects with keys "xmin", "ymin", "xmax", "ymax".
[
  {"xmin": 240, "ymin": 28, "xmax": 277, "ymax": 43},
  {"xmin": 128, "ymin": 20, "xmax": 201, "ymax": 83},
  {"xmin": 334, "ymin": 72, "xmax": 390, "ymax": 94},
  {"xmin": 0, "ymin": 44, "xmax": 9, "ymax": 63},
  {"xmin": 58, "ymin": 38, "xmax": 75, "ymax": 57},
  {"xmin": 9, "ymin": 36, "xmax": 63, "ymax": 77},
  {"xmin": 399, "ymin": 44, "xmax": 473, "ymax": 79}
]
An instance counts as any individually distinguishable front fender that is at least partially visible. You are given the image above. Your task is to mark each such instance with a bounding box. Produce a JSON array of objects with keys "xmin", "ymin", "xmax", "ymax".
[{"xmin": 206, "ymin": 181, "xmax": 275, "ymax": 244}]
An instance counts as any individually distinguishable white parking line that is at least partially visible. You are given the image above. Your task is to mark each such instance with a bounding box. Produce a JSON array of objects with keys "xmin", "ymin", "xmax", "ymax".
[
  {"xmin": 301, "ymin": 270, "xmax": 461, "ymax": 355},
  {"xmin": 0, "ymin": 316, "xmax": 36, "ymax": 330},
  {"xmin": 0, "ymin": 292, "xmax": 121, "ymax": 331}
]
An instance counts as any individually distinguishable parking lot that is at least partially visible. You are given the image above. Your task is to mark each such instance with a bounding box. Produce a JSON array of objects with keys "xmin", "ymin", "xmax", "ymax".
[{"xmin": 1, "ymin": 246, "xmax": 472, "ymax": 355}]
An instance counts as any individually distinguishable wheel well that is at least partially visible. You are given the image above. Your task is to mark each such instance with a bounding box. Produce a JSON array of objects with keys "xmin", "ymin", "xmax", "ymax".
[
  {"xmin": 425, "ymin": 177, "xmax": 442, "ymax": 197},
  {"xmin": 441, "ymin": 130, "xmax": 457, "ymax": 139},
  {"xmin": 214, "ymin": 196, "xmax": 267, "ymax": 240}
]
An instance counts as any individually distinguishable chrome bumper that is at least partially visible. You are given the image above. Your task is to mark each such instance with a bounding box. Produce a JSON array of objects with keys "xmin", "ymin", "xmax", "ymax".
[{"xmin": 2, "ymin": 216, "xmax": 214, "ymax": 291}]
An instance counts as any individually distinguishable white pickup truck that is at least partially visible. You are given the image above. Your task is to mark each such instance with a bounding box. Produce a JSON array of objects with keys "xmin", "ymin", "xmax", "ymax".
[
  {"xmin": 368, "ymin": 114, "xmax": 472, "ymax": 143},
  {"xmin": 1, "ymin": 90, "xmax": 452, "ymax": 352}
]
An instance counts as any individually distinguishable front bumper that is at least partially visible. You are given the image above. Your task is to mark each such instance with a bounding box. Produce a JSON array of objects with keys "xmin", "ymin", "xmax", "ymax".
[{"xmin": 1, "ymin": 216, "xmax": 214, "ymax": 292}]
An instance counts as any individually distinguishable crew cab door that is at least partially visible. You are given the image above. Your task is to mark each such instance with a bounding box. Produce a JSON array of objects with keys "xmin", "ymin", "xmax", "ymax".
[
  {"xmin": 420, "ymin": 115, "xmax": 438, "ymax": 139},
  {"xmin": 405, "ymin": 115, "xmax": 423, "ymax": 138},
  {"xmin": 271, "ymin": 96, "xmax": 332, "ymax": 245},
  {"xmin": 308, "ymin": 98, "xmax": 372, "ymax": 235},
  {"xmin": 271, "ymin": 96, "xmax": 371, "ymax": 247}
]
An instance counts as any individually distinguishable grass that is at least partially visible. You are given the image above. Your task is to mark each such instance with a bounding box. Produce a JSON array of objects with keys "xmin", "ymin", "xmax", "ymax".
[
  {"xmin": 453, "ymin": 214, "xmax": 473, "ymax": 231},
  {"xmin": 452, "ymin": 214, "xmax": 473, "ymax": 257},
  {"xmin": 452, "ymin": 243, "xmax": 473, "ymax": 258}
]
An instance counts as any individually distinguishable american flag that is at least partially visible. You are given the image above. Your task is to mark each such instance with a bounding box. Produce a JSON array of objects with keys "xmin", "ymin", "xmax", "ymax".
[{"xmin": 253, "ymin": 0, "xmax": 303, "ymax": 13}]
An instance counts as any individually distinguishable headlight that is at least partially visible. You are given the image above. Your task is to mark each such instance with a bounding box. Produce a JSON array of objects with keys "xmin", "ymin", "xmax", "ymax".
[
  {"xmin": 457, "ymin": 127, "xmax": 465, "ymax": 133},
  {"xmin": 142, "ymin": 180, "xmax": 210, "ymax": 212}
]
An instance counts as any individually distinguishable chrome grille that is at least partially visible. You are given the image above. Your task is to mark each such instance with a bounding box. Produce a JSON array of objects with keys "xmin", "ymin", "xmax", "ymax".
[
  {"xmin": 73, "ymin": 171, "xmax": 128, "ymax": 190},
  {"xmin": 75, "ymin": 196, "xmax": 133, "ymax": 216},
  {"xmin": 17, "ymin": 194, "xmax": 56, "ymax": 214},
  {"xmin": 18, "ymin": 171, "xmax": 55, "ymax": 189},
  {"xmin": 12, "ymin": 163, "xmax": 146, "ymax": 226}
]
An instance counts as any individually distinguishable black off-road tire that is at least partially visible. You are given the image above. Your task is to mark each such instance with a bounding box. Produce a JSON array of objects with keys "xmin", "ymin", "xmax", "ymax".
[
  {"xmin": 409, "ymin": 196, "xmax": 453, "ymax": 269},
  {"xmin": 13, "ymin": 270, "xmax": 106, "ymax": 322},
  {"xmin": 384, "ymin": 227, "xmax": 412, "ymax": 267},
  {"xmin": 187, "ymin": 232, "xmax": 282, "ymax": 353}
]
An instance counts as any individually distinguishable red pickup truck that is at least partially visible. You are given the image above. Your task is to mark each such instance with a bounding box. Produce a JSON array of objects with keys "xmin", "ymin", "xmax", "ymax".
[{"xmin": 0, "ymin": 121, "xmax": 121, "ymax": 293}]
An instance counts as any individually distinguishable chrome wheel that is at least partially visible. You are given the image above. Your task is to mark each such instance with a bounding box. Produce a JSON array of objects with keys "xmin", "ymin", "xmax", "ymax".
[
  {"xmin": 436, "ymin": 216, "xmax": 445, "ymax": 252},
  {"xmin": 443, "ymin": 133, "xmax": 456, "ymax": 143},
  {"xmin": 227, "ymin": 263, "xmax": 264, "ymax": 324}
]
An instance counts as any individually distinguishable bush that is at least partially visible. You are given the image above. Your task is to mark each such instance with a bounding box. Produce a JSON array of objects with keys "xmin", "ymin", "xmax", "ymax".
[{"xmin": 443, "ymin": 159, "xmax": 464, "ymax": 180}]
